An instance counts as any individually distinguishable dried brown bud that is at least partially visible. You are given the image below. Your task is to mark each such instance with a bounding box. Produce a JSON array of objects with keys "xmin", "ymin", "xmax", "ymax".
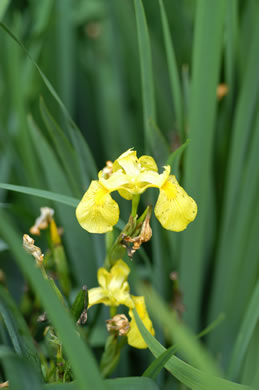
[
  {"xmin": 217, "ymin": 83, "xmax": 228, "ymax": 100},
  {"xmin": 37, "ymin": 312, "xmax": 48, "ymax": 323},
  {"xmin": 0, "ymin": 381, "xmax": 8, "ymax": 388},
  {"xmin": 23, "ymin": 234, "xmax": 44, "ymax": 266},
  {"xmin": 0, "ymin": 269, "xmax": 6, "ymax": 284},
  {"xmin": 102, "ymin": 161, "xmax": 113, "ymax": 179},
  {"xmin": 30, "ymin": 207, "xmax": 54, "ymax": 235},
  {"xmin": 85, "ymin": 22, "xmax": 102, "ymax": 39},
  {"xmin": 122, "ymin": 210, "xmax": 152, "ymax": 258},
  {"xmin": 169, "ymin": 271, "xmax": 178, "ymax": 281},
  {"xmin": 77, "ymin": 309, "xmax": 88, "ymax": 326},
  {"xmin": 170, "ymin": 271, "xmax": 185, "ymax": 318},
  {"xmin": 106, "ymin": 314, "xmax": 130, "ymax": 336}
]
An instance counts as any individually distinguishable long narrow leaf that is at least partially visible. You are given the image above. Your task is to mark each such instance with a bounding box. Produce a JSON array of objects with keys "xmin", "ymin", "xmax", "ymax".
[
  {"xmin": 179, "ymin": 0, "xmax": 225, "ymax": 329},
  {"xmin": 0, "ymin": 21, "xmax": 97, "ymax": 181},
  {"xmin": 0, "ymin": 285, "xmax": 42, "ymax": 378},
  {"xmin": 139, "ymin": 286, "xmax": 220, "ymax": 376},
  {"xmin": 158, "ymin": 0, "xmax": 184, "ymax": 139},
  {"xmin": 133, "ymin": 308, "xmax": 254, "ymax": 390},
  {"xmin": 134, "ymin": 0, "xmax": 156, "ymax": 154},
  {"xmin": 0, "ymin": 346, "xmax": 42, "ymax": 390},
  {"xmin": 0, "ymin": 183, "xmax": 78, "ymax": 207},
  {"xmin": 0, "ymin": 210, "xmax": 105, "ymax": 390},
  {"xmin": 227, "ymin": 281, "xmax": 259, "ymax": 379}
]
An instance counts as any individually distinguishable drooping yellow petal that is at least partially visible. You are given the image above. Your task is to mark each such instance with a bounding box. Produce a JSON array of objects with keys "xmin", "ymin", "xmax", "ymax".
[
  {"xmin": 154, "ymin": 175, "xmax": 197, "ymax": 232},
  {"xmin": 127, "ymin": 296, "xmax": 154, "ymax": 349},
  {"xmin": 76, "ymin": 181, "xmax": 119, "ymax": 233}
]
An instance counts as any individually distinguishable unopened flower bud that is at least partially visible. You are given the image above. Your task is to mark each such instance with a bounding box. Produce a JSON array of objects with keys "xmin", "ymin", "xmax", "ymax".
[
  {"xmin": 121, "ymin": 206, "xmax": 152, "ymax": 258},
  {"xmin": 106, "ymin": 314, "xmax": 130, "ymax": 336}
]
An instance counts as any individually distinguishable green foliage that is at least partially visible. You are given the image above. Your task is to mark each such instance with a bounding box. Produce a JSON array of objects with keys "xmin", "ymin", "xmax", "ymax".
[{"xmin": 0, "ymin": 0, "xmax": 258, "ymax": 389}]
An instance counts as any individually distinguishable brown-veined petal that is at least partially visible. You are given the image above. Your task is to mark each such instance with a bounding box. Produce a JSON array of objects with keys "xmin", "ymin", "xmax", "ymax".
[{"xmin": 154, "ymin": 175, "xmax": 197, "ymax": 231}]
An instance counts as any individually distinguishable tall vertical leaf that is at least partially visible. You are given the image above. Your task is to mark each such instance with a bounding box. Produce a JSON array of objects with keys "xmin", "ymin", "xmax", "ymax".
[{"xmin": 179, "ymin": 0, "xmax": 225, "ymax": 329}]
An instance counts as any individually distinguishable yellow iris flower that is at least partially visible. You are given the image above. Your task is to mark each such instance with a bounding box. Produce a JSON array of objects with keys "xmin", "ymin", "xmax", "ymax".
[
  {"xmin": 88, "ymin": 259, "xmax": 134, "ymax": 309},
  {"xmin": 88, "ymin": 259, "xmax": 154, "ymax": 349},
  {"xmin": 76, "ymin": 149, "xmax": 197, "ymax": 234}
]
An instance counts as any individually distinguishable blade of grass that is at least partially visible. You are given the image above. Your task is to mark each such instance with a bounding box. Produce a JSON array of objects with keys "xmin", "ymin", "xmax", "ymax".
[
  {"xmin": 0, "ymin": 183, "xmax": 78, "ymax": 207},
  {"xmin": 0, "ymin": 285, "xmax": 42, "ymax": 378},
  {"xmin": 166, "ymin": 138, "xmax": 190, "ymax": 179},
  {"xmin": 0, "ymin": 21, "xmax": 97, "ymax": 182},
  {"xmin": 209, "ymin": 94, "xmax": 259, "ymax": 356},
  {"xmin": 227, "ymin": 280, "xmax": 259, "ymax": 380},
  {"xmin": 0, "ymin": 210, "xmax": 106, "ymax": 390},
  {"xmin": 133, "ymin": 308, "xmax": 254, "ymax": 390},
  {"xmin": 217, "ymin": 4, "xmax": 259, "ymax": 236},
  {"xmin": 0, "ymin": 0, "xmax": 10, "ymax": 20},
  {"xmin": 158, "ymin": 0, "xmax": 184, "ymax": 139},
  {"xmin": 179, "ymin": 0, "xmax": 225, "ymax": 329},
  {"xmin": 28, "ymin": 115, "xmax": 100, "ymax": 285},
  {"xmin": 55, "ymin": 0, "xmax": 75, "ymax": 113},
  {"xmin": 240, "ymin": 323, "xmax": 259, "ymax": 388},
  {"xmin": 134, "ymin": 0, "xmax": 156, "ymax": 154},
  {"xmin": 44, "ymin": 377, "xmax": 159, "ymax": 390},
  {"xmin": 39, "ymin": 98, "xmax": 82, "ymax": 196},
  {"xmin": 139, "ymin": 286, "xmax": 221, "ymax": 376},
  {"xmin": 143, "ymin": 313, "xmax": 224, "ymax": 380},
  {"xmin": 0, "ymin": 346, "xmax": 42, "ymax": 390}
]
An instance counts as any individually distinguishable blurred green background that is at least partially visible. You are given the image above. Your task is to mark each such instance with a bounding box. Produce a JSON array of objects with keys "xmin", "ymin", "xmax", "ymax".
[{"xmin": 0, "ymin": 0, "xmax": 259, "ymax": 389}]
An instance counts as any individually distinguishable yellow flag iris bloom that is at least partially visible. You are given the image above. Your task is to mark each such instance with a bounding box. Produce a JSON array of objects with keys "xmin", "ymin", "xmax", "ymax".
[
  {"xmin": 88, "ymin": 259, "xmax": 154, "ymax": 349},
  {"xmin": 88, "ymin": 259, "xmax": 134, "ymax": 309},
  {"xmin": 76, "ymin": 149, "xmax": 197, "ymax": 233}
]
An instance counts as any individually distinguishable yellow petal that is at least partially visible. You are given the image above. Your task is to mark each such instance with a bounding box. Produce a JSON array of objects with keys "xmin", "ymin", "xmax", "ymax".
[
  {"xmin": 114, "ymin": 281, "xmax": 134, "ymax": 308},
  {"xmin": 154, "ymin": 175, "xmax": 197, "ymax": 231},
  {"xmin": 88, "ymin": 287, "xmax": 107, "ymax": 308},
  {"xmin": 113, "ymin": 149, "xmax": 140, "ymax": 176},
  {"xmin": 76, "ymin": 181, "xmax": 119, "ymax": 233},
  {"xmin": 109, "ymin": 259, "xmax": 131, "ymax": 289},
  {"xmin": 139, "ymin": 155, "xmax": 158, "ymax": 172},
  {"xmin": 118, "ymin": 189, "xmax": 133, "ymax": 200},
  {"xmin": 99, "ymin": 170, "xmax": 130, "ymax": 192},
  {"xmin": 97, "ymin": 260, "xmax": 130, "ymax": 290},
  {"xmin": 95, "ymin": 260, "xmax": 134, "ymax": 308},
  {"xmin": 138, "ymin": 165, "xmax": 170, "ymax": 189},
  {"xmin": 97, "ymin": 267, "xmax": 110, "ymax": 289},
  {"xmin": 127, "ymin": 296, "xmax": 154, "ymax": 349}
]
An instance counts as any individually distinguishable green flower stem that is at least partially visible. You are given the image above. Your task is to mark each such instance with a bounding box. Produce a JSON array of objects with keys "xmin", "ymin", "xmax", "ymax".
[
  {"xmin": 110, "ymin": 306, "xmax": 117, "ymax": 317},
  {"xmin": 131, "ymin": 194, "xmax": 140, "ymax": 217},
  {"xmin": 104, "ymin": 216, "xmax": 137, "ymax": 269}
]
